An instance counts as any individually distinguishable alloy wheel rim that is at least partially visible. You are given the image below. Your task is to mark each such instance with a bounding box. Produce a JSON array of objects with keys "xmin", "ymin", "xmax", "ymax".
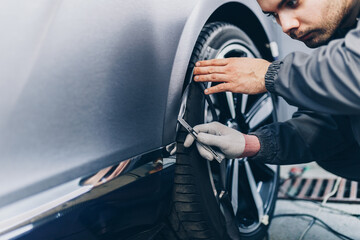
[{"xmin": 203, "ymin": 41, "xmax": 278, "ymax": 233}]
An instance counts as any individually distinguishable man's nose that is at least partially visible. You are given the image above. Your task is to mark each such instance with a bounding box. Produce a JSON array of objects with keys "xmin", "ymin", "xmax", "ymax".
[{"xmin": 278, "ymin": 12, "xmax": 300, "ymax": 34}]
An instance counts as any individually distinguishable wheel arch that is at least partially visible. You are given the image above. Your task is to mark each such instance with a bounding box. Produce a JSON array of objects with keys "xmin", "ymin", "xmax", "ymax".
[
  {"xmin": 162, "ymin": 1, "xmax": 278, "ymax": 146},
  {"xmin": 206, "ymin": 2, "xmax": 274, "ymax": 61}
]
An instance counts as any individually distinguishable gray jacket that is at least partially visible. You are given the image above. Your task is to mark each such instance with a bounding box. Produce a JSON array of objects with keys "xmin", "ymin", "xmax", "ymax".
[{"xmin": 251, "ymin": 17, "xmax": 360, "ymax": 177}]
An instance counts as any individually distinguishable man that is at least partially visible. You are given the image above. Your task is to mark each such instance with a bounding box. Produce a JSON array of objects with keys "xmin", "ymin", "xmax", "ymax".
[{"xmin": 184, "ymin": 0, "xmax": 360, "ymax": 181}]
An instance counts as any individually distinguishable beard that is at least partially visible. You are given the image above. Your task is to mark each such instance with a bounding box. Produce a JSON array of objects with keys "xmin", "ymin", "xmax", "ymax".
[
  {"xmin": 290, "ymin": 28, "xmax": 332, "ymax": 48},
  {"xmin": 290, "ymin": 0, "xmax": 350, "ymax": 48}
]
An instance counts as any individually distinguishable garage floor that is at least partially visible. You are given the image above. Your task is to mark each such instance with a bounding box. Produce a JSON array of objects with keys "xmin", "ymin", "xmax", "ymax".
[{"xmin": 268, "ymin": 163, "xmax": 360, "ymax": 240}]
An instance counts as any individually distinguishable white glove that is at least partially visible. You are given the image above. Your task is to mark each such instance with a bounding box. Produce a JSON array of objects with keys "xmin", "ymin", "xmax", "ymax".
[{"xmin": 184, "ymin": 121, "xmax": 245, "ymax": 161}]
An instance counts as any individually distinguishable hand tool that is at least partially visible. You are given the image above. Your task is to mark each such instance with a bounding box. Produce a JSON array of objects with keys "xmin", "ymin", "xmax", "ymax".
[{"xmin": 177, "ymin": 116, "xmax": 224, "ymax": 163}]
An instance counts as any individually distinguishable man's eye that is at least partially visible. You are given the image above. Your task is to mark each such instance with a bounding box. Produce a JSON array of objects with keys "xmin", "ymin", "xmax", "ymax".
[{"xmin": 286, "ymin": 0, "xmax": 299, "ymax": 8}]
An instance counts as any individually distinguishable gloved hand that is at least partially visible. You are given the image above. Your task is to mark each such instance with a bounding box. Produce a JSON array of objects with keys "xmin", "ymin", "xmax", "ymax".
[{"xmin": 184, "ymin": 121, "xmax": 245, "ymax": 161}]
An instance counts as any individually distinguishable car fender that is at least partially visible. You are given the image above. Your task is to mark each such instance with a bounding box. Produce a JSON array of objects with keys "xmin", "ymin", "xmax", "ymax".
[{"xmin": 162, "ymin": 0, "xmax": 280, "ymax": 145}]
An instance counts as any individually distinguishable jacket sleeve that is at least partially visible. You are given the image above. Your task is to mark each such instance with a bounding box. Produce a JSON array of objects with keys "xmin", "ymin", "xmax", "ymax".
[
  {"xmin": 249, "ymin": 109, "xmax": 356, "ymax": 165},
  {"xmin": 265, "ymin": 21, "xmax": 360, "ymax": 115}
]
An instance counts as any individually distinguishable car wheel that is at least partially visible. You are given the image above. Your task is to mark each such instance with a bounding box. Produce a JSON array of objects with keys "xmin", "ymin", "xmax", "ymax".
[{"xmin": 169, "ymin": 22, "xmax": 279, "ymax": 240}]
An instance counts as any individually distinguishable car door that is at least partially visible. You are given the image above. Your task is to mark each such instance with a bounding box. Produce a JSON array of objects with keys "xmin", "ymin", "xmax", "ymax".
[{"xmin": 0, "ymin": 0, "xmax": 195, "ymax": 238}]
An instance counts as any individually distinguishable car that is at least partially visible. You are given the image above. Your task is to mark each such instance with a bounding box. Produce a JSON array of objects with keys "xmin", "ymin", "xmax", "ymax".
[{"xmin": 0, "ymin": 1, "xmax": 309, "ymax": 240}]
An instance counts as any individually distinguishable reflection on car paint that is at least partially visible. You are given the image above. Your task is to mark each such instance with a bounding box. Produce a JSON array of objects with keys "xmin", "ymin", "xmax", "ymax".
[
  {"xmin": 0, "ymin": 148, "xmax": 175, "ymax": 239},
  {"xmin": 82, "ymin": 157, "xmax": 166, "ymax": 187}
]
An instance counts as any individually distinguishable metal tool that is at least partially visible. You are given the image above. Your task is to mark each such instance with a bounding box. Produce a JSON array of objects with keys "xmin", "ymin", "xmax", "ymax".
[{"xmin": 177, "ymin": 116, "xmax": 224, "ymax": 163}]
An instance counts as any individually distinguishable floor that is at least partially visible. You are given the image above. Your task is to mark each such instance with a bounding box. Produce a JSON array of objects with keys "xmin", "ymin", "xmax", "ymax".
[{"xmin": 268, "ymin": 163, "xmax": 360, "ymax": 240}]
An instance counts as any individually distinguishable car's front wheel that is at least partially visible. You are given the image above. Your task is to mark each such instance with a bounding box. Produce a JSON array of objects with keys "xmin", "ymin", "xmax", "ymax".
[{"xmin": 168, "ymin": 22, "xmax": 279, "ymax": 240}]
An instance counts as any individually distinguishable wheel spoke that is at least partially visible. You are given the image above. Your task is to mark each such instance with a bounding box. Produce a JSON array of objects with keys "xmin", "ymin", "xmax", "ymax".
[
  {"xmin": 241, "ymin": 94, "xmax": 248, "ymax": 115},
  {"xmin": 233, "ymin": 158, "xmax": 265, "ymax": 232},
  {"xmin": 231, "ymin": 159, "xmax": 240, "ymax": 215},
  {"xmin": 244, "ymin": 159, "xmax": 264, "ymax": 222},
  {"xmin": 226, "ymin": 92, "xmax": 236, "ymax": 119},
  {"xmin": 245, "ymin": 94, "xmax": 273, "ymax": 131}
]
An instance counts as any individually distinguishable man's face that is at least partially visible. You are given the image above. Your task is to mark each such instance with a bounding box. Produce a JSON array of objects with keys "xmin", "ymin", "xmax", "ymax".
[{"xmin": 257, "ymin": 0, "xmax": 349, "ymax": 48}]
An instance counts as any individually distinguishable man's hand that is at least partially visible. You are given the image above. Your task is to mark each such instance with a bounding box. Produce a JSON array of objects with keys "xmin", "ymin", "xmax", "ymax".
[
  {"xmin": 183, "ymin": 122, "xmax": 260, "ymax": 161},
  {"xmin": 193, "ymin": 57, "xmax": 271, "ymax": 95}
]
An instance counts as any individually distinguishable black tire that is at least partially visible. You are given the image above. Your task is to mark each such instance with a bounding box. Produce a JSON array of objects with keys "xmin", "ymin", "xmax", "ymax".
[{"xmin": 169, "ymin": 22, "xmax": 279, "ymax": 240}]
